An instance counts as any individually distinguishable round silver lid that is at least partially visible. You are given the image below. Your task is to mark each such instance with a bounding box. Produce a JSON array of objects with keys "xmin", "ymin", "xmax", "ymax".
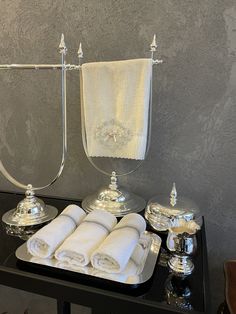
[{"xmin": 145, "ymin": 183, "xmax": 199, "ymax": 232}]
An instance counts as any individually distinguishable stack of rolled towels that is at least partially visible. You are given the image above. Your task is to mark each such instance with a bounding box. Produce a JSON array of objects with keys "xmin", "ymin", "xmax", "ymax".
[{"xmin": 27, "ymin": 204, "xmax": 147, "ymax": 278}]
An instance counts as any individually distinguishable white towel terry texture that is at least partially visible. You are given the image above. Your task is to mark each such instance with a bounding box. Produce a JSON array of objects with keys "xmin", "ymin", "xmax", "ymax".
[
  {"xmin": 27, "ymin": 204, "xmax": 86, "ymax": 258},
  {"xmin": 91, "ymin": 213, "xmax": 146, "ymax": 273},
  {"xmin": 81, "ymin": 58, "xmax": 153, "ymax": 160},
  {"xmin": 54, "ymin": 209, "xmax": 117, "ymax": 267},
  {"xmin": 92, "ymin": 234, "xmax": 149, "ymax": 283},
  {"xmin": 27, "ymin": 207, "xmax": 147, "ymax": 277}
]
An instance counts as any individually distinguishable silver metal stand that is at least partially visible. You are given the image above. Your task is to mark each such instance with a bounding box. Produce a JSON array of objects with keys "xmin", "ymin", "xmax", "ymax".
[
  {"xmin": 0, "ymin": 34, "xmax": 74, "ymax": 238},
  {"xmin": 81, "ymin": 35, "xmax": 163, "ymax": 217},
  {"xmin": 0, "ymin": 34, "xmax": 163, "ymax": 230}
]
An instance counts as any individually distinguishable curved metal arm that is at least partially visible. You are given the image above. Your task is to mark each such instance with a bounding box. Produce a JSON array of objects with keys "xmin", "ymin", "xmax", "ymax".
[{"xmin": 0, "ymin": 35, "xmax": 67, "ymax": 191}]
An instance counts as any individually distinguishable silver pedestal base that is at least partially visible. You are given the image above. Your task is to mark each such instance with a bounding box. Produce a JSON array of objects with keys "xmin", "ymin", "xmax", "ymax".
[
  {"xmin": 82, "ymin": 172, "xmax": 146, "ymax": 217},
  {"xmin": 2, "ymin": 205, "xmax": 57, "ymax": 240},
  {"xmin": 168, "ymin": 255, "xmax": 194, "ymax": 276},
  {"xmin": 2, "ymin": 189, "xmax": 58, "ymax": 239},
  {"xmin": 82, "ymin": 186, "xmax": 146, "ymax": 217}
]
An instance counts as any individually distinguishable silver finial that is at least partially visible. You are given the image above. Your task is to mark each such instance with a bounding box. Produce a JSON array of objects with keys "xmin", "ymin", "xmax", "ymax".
[
  {"xmin": 78, "ymin": 43, "xmax": 83, "ymax": 59},
  {"xmin": 170, "ymin": 182, "xmax": 177, "ymax": 207},
  {"xmin": 150, "ymin": 34, "xmax": 157, "ymax": 52},
  {"xmin": 109, "ymin": 171, "xmax": 118, "ymax": 191},
  {"xmin": 25, "ymin": 184, "xmax": 35, "ymax": 197},
  {"xmin": 59, "ymin": 33, "xmax": 67, "ymax": 54}
]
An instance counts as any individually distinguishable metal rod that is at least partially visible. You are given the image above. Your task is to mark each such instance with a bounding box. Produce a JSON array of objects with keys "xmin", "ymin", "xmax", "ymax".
[
  {"xmin": 0, "ymin": 62, "xmax": 162, "ymax": 70},
  {"xmin": 0, "ymin": 64, "xmax": 81, "ymax": 70},
  {"xmin": 0, "ymin": 61, "xmax": 161, "ymax": 70},
  {"xmin": 0, "ymin": 35, "xmax": 161, "ymax": 71}
]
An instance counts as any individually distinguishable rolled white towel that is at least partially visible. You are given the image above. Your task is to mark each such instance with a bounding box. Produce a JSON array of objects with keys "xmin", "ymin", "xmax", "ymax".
[
  {"xmin": 55, "ymin": 261, "xmax": 91, "ymax": 275},
  {"xmin": 92, "ymin": 259, "xmax": 137, "ymax": 283},
  {"xmin": 91, "ymin": 235, "xmax": 149, "ymax": 283},
  {"xmin": 91, "ymin": 213, "xmax": 146, "ymax": 273},
  {"xmin": 27, "ymin": 204, "xmax": 86, "ymax": 258},
  {"xmin": 30, "ymin": 257, "xmax": 56, "ymax": 267},
  {"xmin": 55, "ymin": 209, "xmax": 117, "ymax": 267}
]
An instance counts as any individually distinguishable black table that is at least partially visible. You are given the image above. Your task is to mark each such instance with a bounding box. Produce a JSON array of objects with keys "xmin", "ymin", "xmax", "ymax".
[{"xmin": 0, "ymin": 191, "xmax": 211, "ymax": 314}]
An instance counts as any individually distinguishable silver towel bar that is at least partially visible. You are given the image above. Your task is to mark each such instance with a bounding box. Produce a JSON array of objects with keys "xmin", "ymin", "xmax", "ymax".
[{"xmin": 0, "ymin": 34, "xmax": 162, "ymax": 70}]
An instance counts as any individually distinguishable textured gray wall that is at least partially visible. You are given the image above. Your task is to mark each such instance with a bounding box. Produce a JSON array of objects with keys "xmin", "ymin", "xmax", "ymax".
[{"xmin": 0, "ymin": 0, "xmax": 236, "ymax": 313}]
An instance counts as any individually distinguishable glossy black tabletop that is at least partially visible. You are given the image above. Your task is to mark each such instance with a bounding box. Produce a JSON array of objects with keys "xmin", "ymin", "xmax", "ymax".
[{"xmin": 0, "ymin": 191, "xmax": 210, "ymax": 314}]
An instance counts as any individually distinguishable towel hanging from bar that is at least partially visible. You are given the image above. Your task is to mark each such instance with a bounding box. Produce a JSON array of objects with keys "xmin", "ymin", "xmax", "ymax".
[{"xmin": 80, "ymin": 58, "xmax": 152, "ymax": 160}]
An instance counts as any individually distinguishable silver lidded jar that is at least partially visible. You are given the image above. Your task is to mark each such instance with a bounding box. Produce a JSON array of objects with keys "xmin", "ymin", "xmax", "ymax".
[
  {"xmin": 145, "ymin": 183, "xmax": 200, "ymax": 232},
  {"xmin": 166, "ymin": 221, "xmax": 200, "ymax": 275}
]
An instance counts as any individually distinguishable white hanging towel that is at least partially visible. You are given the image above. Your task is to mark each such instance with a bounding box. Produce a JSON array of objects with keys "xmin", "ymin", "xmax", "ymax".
[
  {"xmin": 27, "ymin": 204, "xmax": 86, "ymax": 258},
  {"xmin": 81, "ymin": 58, "xmax": 152, "ymax": 160},
  {"xmin": 54, "ymin": 209, "xmax": 117, "ymax": 267},
  {"xmin": 91, "ymin": 213, "xmax": 146, "ymax": 273}
]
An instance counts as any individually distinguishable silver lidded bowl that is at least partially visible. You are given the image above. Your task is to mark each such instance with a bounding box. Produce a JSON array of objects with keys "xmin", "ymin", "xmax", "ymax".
[{"xmin": 145, "ymin": 183, "xmax": 200, "ymax": 232}]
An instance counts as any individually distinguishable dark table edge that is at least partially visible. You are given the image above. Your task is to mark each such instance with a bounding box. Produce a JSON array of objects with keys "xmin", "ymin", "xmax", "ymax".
[
  {"xmin": 201, "ymin": 218, "xmax": 211, "ymax": 313},
  {"xmin": 0, "ymin": 264, "xmax": 190, "ymax": 314}
]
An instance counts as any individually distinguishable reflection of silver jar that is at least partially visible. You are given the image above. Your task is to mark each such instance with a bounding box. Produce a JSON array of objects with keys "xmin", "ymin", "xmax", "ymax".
[
  {"xmin": 145, "ymin": 183, "xmax": 198, "ymax": 232},
  {"xmin": 167, "ymin": 226, "xmax": 197, "ymax": 275},
  {"xmin": 165, "ymin": 274, "xmax": 193, "ymax": 311}
]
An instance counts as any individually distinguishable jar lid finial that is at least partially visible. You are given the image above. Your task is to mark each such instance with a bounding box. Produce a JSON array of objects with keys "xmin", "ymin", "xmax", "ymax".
[{"xmin": 170, "ymin": 182, "xmax": 177, "ymax": 207}]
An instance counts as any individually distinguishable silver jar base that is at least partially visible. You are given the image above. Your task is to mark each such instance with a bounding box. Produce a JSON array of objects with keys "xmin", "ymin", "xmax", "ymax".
[{"xmin": 168, "ymin": 255, "xmax": 194, "ymax": 276}]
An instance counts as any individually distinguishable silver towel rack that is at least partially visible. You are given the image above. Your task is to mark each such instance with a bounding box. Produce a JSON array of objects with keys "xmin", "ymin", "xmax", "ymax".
[{"xmin": 0, "ymin": 34, "xmax": 163, "ymax": 235}]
